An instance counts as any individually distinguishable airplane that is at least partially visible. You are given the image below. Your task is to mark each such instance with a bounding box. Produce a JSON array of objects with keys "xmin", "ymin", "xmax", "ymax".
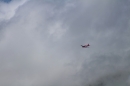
[{"xmin": 81, "ymin": 44, "xmax": 90, "ymax": 48}]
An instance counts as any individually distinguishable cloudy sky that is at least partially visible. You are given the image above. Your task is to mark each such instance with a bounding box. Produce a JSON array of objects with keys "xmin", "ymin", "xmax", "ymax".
[{"xmin": 0, "ymin": 0, "xmax": 130, "ymax": 86}]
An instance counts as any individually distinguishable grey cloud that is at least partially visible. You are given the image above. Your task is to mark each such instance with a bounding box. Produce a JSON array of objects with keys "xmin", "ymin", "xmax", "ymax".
[
  {"xmin": 0, "ymin": 0, "xmax": 130, "ymax": 86},
  {"xmin": 0, "ymin": 0, "xmax": 11, "ymax": 3}
]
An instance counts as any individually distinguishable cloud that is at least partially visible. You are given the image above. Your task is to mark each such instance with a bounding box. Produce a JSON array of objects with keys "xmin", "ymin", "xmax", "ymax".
[
  {"xmin": 0, "ymin": 0, "xmax": 28, "ymax": 22},
  {"xmin": 0, "ymin": 0, "xmax": 11, "ymax": 3},
  {"xmin": 0, "ymin": 0, "xmax": 130, "ymax": 86}
]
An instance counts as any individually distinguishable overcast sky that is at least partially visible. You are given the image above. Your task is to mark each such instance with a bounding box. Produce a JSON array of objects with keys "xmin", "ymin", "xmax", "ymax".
[{"xmin": 0, "ymin": 0, "xmax": 130, "ymax": 86}]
